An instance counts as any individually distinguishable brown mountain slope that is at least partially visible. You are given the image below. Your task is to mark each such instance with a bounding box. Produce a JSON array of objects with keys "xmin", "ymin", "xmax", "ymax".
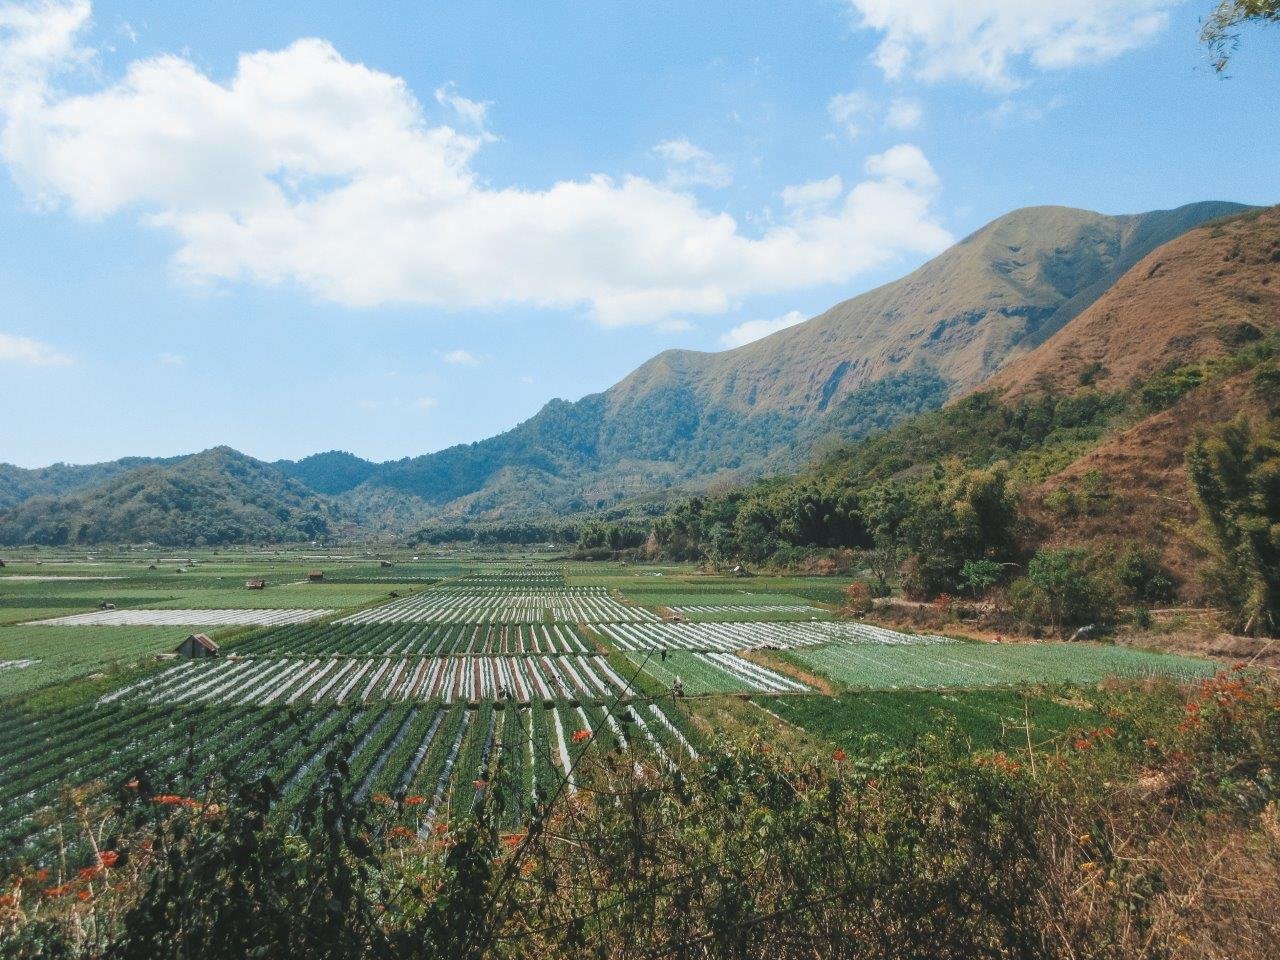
[
  {"xmin": 610, "ymin": 202, "xmax": 1246, "ymax": 417},
  {"xmin": 988, "ymin": 207, "xmax": 1280, "ymax": 401},
  {"xmin": 992, "ymin": 208, "xmax": 1280, "ymax": 593}
]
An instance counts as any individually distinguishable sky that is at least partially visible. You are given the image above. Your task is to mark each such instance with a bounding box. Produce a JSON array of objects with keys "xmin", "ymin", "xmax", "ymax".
[{"xmin": 0, "ymin": 0, "xmax": 1276, "ymax": 469}]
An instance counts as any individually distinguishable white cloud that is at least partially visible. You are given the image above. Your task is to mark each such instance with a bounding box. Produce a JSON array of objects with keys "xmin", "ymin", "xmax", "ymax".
[
  {"xmin": 0, "ymin": 330, "xmax": 72, "ymax": 365},
  {"xmin": 0, "ymin": 3, "xmax": 953, "ymax": 326},
  {"xmin": 780, "ymin": 175, "xmax": 843, "ymax": 215},
  {"xmin": 847, "ymin": 0, "xmax": 1178, "ymax": 89},
  {"xmin": 827, "ymin": 90, "xmax": 871, "ymax": 137},
  {"xmin": 885, "ymin": 98, "xmax": 923, "ymax": 130},
  {"xmin": 520, "ymin": 375, "xmax": 534, "ymax": 384},
  {"xmin": 863, "ymin": 143, "xmax": 938, "ymax": 190},
  {"xmin": 414, "ymin": 396, "xmax": 438, "ymax": 411},
  {"xmin": 720, "ymin": 309, "xmax": 806, "ymax": 348},
  {"xmin": 158, "ymin": 351, "xmax": 184, "ymax": 365},
  {"xmin": 651, "ymin": 139, "xmax": 732, "ymax": 190},
  {"xmin": 442, "ymin": 348, "xmax": 479, "ymax": 366},
  {"xmin": 433, "ymin": 81, "xmax": 490, "ymax": 129}
]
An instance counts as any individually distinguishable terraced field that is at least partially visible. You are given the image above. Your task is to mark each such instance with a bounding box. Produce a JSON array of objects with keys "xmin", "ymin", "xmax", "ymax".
[{"xmin": 28, "ymin": 608, "xmax": 333, "ymax": 627}]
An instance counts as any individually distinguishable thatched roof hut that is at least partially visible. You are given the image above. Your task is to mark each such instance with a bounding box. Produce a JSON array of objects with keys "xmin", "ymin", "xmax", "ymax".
[
  {"xmin": 245, "ymin": 578, "xmax": 266, "ymax": 590},
  {"xmin": 175, "ymin": 634, "xmax": 219, "ymax": 659},
  {"xmin": 307, "ymin": 570, "xmax": 325, "ymax": 582}
]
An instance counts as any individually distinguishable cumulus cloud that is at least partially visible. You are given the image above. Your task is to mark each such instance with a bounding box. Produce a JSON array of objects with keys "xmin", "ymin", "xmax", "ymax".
[
  {"xmin": 720, "ymin": 309, "xmax": 806, "ymax": 348},
  {"xmin": 442, "ymin": 348, "xmax": 479, "ymax": 366},
  {"xmin": 651, "ymin": 138, "xmax": 732, "ymax": 190},
  {"xmin": 885, "ymin": 98, "xmax": 923, "ymax": 130},
  {"xmin": 780, "ymin": 175, "xmax": 844, "ymax": 216},
  {"xmin": 847, "ymin": 0, "xmax": 1178, "ymax": 89},
  {"xmin": 0, "ymin": 330, "xmax": 72, "ymax": 365},
  {"xmin": 827, "ymin": 90, "xmax": 872, "ymax": 138},
  {"xmin": 0, "ymin": 2, "xmax": 953, "ymax": 326}
]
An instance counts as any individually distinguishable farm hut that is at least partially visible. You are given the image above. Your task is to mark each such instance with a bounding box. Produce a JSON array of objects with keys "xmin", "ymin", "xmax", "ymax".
[
  {"xmin": 175, "ymin": 634, "xmax": 219, "ymax": 659},
  {"xmin": 307, "ymin": 570, "xmax": 325, "ymax": 582},
  {"xmin": 98, "ymin": 601, "xmax": 116, "ymax": 610},
  {"xmin": 731, "ymin": 564, "xmax": 752, "ymax": 578},
  {"xmin": 245, "ymin": 578, "xmax": 266, "ymax": 590},
  {"xmin": 0, "ymin": 559, "xmax": 6, "ymax": 567},
  {"xmin": 380, "ymin": 560, "xmax": 394, "ymax": 568}
]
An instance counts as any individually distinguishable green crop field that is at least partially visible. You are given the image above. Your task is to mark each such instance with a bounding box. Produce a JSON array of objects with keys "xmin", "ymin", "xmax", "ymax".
[
  {"xmin": 786, "ymin": 642, "xmax": 1216, "ymax": 690},
  {"xmin": 0, "ymin": 625, "xmax": 208, "ymax": 697},
  {"xmin": 756, "ymin": 689, "xmax": 1103, "ymax": 752}
]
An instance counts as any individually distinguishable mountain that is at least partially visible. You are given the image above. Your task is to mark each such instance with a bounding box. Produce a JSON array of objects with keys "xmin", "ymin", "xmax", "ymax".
[
  {"xmin": 0, "ymin": 456, "xmax": 181, "ymax": 512},
  {"xmin": 0, "ymin": 200, "xmax": 1251, "ymax": 544},
  {"xmin": 327, "ymin": 200, "xmax": 1244, "ymax": 518},
  {"xmin": 0, "ymin": 447, "xmax": 340, "ymax": 546}
]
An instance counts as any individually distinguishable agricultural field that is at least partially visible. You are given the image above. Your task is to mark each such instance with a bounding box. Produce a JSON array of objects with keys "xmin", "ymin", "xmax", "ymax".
[
  {"xmin": 785, "ymin": 641, "xmax": 1216, "ymax": 691},
  {"xmin": 0, "ymin": 552, "xmax": 1223, "ymax": 869},
  {"xmin": 754, "ymin": 689, "xmax": 1103, "ymax": 751}
]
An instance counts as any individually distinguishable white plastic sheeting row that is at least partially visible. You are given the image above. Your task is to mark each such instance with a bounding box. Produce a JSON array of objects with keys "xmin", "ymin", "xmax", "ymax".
[{"xmin": 598, "ymin": 619, "xmax": 953, "ymax": 652}]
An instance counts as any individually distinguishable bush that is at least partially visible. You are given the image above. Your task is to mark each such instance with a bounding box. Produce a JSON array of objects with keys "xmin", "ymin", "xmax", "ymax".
[{"xmin": 1010, "ymin": 548, "xmax": 1117, "ymax": 635}]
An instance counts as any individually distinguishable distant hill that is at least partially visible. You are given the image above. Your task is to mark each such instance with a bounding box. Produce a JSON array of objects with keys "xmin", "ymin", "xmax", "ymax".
[
  {"xmin": 0, "ymin": 447, "xmax": 339, "ymax": 546},
  {"xmin": 0, "ymin": 456, "xmax": 181, "ymax": 512}
]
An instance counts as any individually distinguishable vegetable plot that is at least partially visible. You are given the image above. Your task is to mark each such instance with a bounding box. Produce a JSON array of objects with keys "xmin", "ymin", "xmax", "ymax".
[
  {"xmin": 597, "ymin": 620, "xmax": 952, "ymax": 652},
  {"xmin": 339, "ymin": 587, "xmax": 656, "ymax": 624},
  {"xmin": 228, "ymin": 621, "xmax": 595, "ymax": 656},
  {"xmin": 26, "ymin": 608, "xmax": 333, "ymax": 627},
  {"xmin": 104, "ymin": 655, "xmax": 639, "ymax": 706}
]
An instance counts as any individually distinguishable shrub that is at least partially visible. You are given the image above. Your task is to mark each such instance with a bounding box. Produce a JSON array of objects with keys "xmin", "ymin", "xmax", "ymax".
[{"xmin": 1010, "ymin": 548, "xmax": 1117, "ymax": 635}]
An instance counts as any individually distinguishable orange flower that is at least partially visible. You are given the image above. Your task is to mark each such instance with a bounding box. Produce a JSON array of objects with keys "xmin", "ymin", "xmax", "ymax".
[
  {"xmin": 832, "ymin": 748, "xmax": 847, "ymax": 763},
  {"xmin": 1073, "ymin": 739, "xmax": 1091, "ymax": 751},
  {"xmin": 98, "ymin": 851, "xmax": 120, "ymax": 870},
  {"xmin": 43, "ymin": 884, "xmax": 71, "ymax": 899},
  {"xmin": 77, "ymin": 866, "xmax": 100, "ymax": 881},
  {"xmin": 473, "ymin": 779, "xmax": 487, "ymax": 790},
  {"xmin": 389, "ymin": 826, "xmax": 415, "ymax": 840},
  {"xmin": 404, "ymin": 795, "xmax": 425, "ymax": 806},
  {"xmin": 571, "ymin": 729, "xmax": 590, "ymax": 744},
  {"xmin": 34, "ymin": 869, "xmax": 49, "ymax": 883},
  {"xmin": 76, "ymin": 889, "xmax": 92, "ymax": 903},
  {"xmin": 503, "ymin": 833, "xmax": 524, "ymax": 848},
  {"xmin": 433, "ymin": 821, "xmax": 449, "ymax": 835},
  {"xmin": 0, "ymin": 894, "xmax": 16, "ymax": 909},
  {"xmin": 373, "ymin": 793, "xmax": 392, "ymax": 805},
  {"xmin": 153, "ymin": 794, "xmax": 186, "ymax": 806}
]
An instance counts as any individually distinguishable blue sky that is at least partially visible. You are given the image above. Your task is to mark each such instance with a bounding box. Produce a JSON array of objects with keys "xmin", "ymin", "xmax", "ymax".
[{"xmin": 0, "ymin": 0, "xmax": 1276, "ymax": 468}]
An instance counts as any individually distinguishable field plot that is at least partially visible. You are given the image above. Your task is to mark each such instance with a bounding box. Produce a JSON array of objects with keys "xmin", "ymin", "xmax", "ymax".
[
  {"xmin": 340, "ymin": 588, "xmax": 656, "ymax": 624},
  {"xmin": 26, "ymin": 608, "xmax": 333, "ymax": 627},
  {"xmin": 0, "ymin": 697, "xmax": 698, "ymax": 862},
  {"xmin": 0, "ymin": 659, "xmax": 37, "ymax": 672},
  {"xmin": 788, "ymin": 642, "xmax": 1216, "ymax": 690},
  {"xmin": 627, "ymin": 650, "xmax": 809, "ymax": 694},
  {"xmin": 0, "ymin": 625, "xmax": 196, "ymax": 697},
  {"xmin": 597, "ymin": 619, "xmax": 950, "ymax": 652},
  {"xmin": 756, "ymin": 690, "xmax": 1102, "ymax": 751},
  {"xmin": 229, "ymin": 621, "xmax": 595, "ymax": 656},
  {"xmin": 105, "ymin": 655, "xmax": 639, "ymax": 705}
]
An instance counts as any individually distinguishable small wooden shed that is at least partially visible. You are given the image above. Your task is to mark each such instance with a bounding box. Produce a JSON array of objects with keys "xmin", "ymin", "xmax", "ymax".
[
  {"xmin": 307, "ymin": 570, "xmax": 325, "ymax": 582},
  {"xmin": 379, "ymin": 560, "xmax": 394, "ymax": 568},
  {"xmin": 175, "ymin": 634, "xmax": 219, "ymax": 659},
  {"xmin": 245, "ymin": 578, "xmax": 266, "ymax": 590}
]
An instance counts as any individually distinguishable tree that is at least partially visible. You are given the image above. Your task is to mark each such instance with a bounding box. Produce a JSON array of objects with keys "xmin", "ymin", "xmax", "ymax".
[
  {"xmin": 1202, "ymin": 0, "xmax": 1280, "ymax": 72},
  {"xmin": 1186, "ymin": 415, "xmax": 1280, "ymax": 634},
  {"xmin": 1010, "ymin": 548, "xmax": 1116, "ymax": 635},
  {"xmin": 960, "ymin": 559, "xmax": 1003, "ymax": 599}
]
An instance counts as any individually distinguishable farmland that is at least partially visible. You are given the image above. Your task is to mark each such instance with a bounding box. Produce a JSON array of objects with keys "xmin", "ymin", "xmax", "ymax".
[{"xmin": 0, "ymin": 551, "xmax": 1222, "ymax": 869}]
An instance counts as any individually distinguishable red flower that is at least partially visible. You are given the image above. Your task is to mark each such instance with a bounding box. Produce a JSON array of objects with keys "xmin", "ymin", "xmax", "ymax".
[
  {"xmin": 76, "ymin": 889, "xmax": 92, "ymax": 903},
  {"xmin": 98, "ymin": 851, "xmax": 120, "ymax": 870},
  {"xmin": 571, "ymin": 729, "xmax": 590, "ymax": 744},
  {"xmin": 832, "ymin": 748, "xmax": 847, "ymax": 763},
  {"xmin": 404, "ymin": 795, "xmax": 425, "ymax": 806},
  {"xmin": 1073, "ymin": 738, "xmax": 1091, "ymax": 751},
  {"xmin": 473, "ymin": 779, "xmax": 488, "ymax": 790}
]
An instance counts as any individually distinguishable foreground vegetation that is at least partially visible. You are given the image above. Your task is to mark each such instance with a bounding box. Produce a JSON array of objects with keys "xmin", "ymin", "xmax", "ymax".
[{"xmin": 2, "ymin": 669, "xmax": 1276, "ymax": 959}]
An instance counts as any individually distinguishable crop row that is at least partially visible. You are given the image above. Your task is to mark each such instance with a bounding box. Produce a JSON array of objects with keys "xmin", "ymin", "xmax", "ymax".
[
  {"xmin": 665, "ymin": 604, "xmax": 819, "ymax": 615},
  {"xmin": 104, "ymin": 655, "xmax": 640, "ymax": 706},
  {"xmin": 0, "ymin": 697, "xmax": 700, "ymax": 863},
  {"xmin": 627, "ymin": 650, "xmax": 809, "ymax": 695},
  {"xmin": 597, "ymin": 619, "xmax": 952, "ymax": 652},
  {"xmin": 26, "ymin": 608, "xmax": 333, "ymax": 627},
  {"xmin": 339, "ymin": 589, "xmax": 657, "ymax": 625},
  {"xmin": 230, "ymin": 621, "xmax": 595, "ymax": 656},
  {"xmin": 0, "ymin": 659, "xmax": 38, "ymax": 672}
]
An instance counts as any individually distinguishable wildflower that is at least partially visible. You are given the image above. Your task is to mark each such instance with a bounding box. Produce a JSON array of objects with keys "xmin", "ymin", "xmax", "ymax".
[
  {"xmin": 433, "ymin": 822, "xmax": 449, "ymax": 835},
  {"xmin": 1079, "ymin": 861, "xmax": 1098, "ymax": 871},
  {"xmin": 76, "ymin": 889, "xmax": 92, "ymax": 903},
  {"xmin": 98, "ymin": 851, "xmax": 120, "ymax": 870},
  {"xmin": 389, "ymin": 826, "xmax": 415, "ymax": 840},
  {"xmin": 832, "ymin": 748, "xmax": 847, "ymax": 763},
  {"xmin": 503, "ymin": 833, "xmax": 524, "ymax": 848},
  {"xmin": 34, "ymin": 870, "xmax": 48, "ymax": 883},
  {"xmin": 1073, "ymin": 738, "xmax": 1091, "ymax": 751},
  {"xmin": 0, "ymin": 894, "xmax": 16, "ymax": 909},
  {"xmin": 473, "ymin": 779, "xmax": 488, "ymax": 790},
  {"xmin": 571, "ymin": 729, "xmax": 590, "ymax": 744},
  {"xmin": 404, "ymin": 795, "xmax": 425, "ymax": 806},
  {"xmin": 77, "ymin": 866, "xmax": 100, "ymax": 881},
  {"xmin": 373, "ymin": 793, "xmax": 392, "ymax": 805}
]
